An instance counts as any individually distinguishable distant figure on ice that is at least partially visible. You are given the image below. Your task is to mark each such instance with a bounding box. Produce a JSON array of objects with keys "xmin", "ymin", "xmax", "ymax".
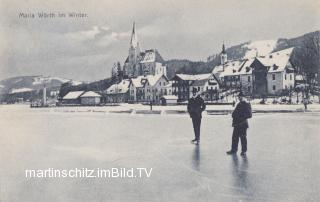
[
  {"xmin": 188, "ymin": 88, "xmax": 206, "ymax": 145},
  {"xmin": 303, "ymin": 97, "xmax": 308, "ymax": 111},
  {"xmin": 227, "ymin": 92, "xmax": 252, "ymax": 156},
  {"xmin": 150, "ymin": 100, "xmax": 153, "ymax": 111}
]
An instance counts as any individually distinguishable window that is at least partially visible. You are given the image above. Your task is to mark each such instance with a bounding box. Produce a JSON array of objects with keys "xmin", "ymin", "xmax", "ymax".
[
  {"xmin": 290, "ymin": 74, "xmax": 292, "ymax": 80},
  {"xmin": 248, "ymin": 86, "xmax": 251, "ymax": 92},
  {"xmin": 272, "ymin": 74, "xmax": 275, "ymax": 80},
  {"xmin": 285, "ymin": 74, "xmax": 287, "ymax": 80},
  {"xmin": 273, "ymin": 85, "xmax": 276, "ymax": 91},
  {"xmin": 248, "ymin": 76, "xmax": 251, "ymax": 82}
]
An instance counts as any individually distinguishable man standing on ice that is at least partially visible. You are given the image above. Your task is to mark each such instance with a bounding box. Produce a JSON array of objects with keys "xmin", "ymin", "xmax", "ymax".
[
  {"xmin": 227, "ymin": 91, "xmax": 252, "ymax": 156},
  {"xmin": 188, "ymin": 88, "xmax": 206, "ymax": 145}
]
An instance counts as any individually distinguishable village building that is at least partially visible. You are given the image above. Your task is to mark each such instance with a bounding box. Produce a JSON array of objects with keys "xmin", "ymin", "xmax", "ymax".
[
  {"xmin": 250, "ymin": 48, "xmax": 295, "ymax": 96},
  {"xmin": 212, "ymin": 44, "xmax": 295, "ymax": 97},
  {"xmin": 122, "ymin": 22, "xmax": 167, "ymax": 78},
  {"xmin": 80, "ymin": 91, "xmax": 102, "ymax": 106},
  {"xmin": 61, "ymin": 91, "xmax": 85, "ymax": 105},
  {"xmin": 129, "ymin": 74, "xmax": 169, "ymax": 103},
  {"xmin": 105, "ymin": 80, "xmax": 130, "ymax": 103},
  {"xmin": 171, "ymin": 73, "xmax": 220, "ymax": 102}
]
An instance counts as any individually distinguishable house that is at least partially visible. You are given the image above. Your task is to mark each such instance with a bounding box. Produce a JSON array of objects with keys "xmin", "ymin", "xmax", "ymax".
[
  {"xmin": 105, "ymin": 80, "xmax": 130, "ymax": 103},
  {"xmin": 171, "ymin": 73, "xmax": 220, "ymax": 102},
  {"xmin": 251, "ymin": 48, "xmax": 295, "ymax": 96},
  {"xmin": 122, "ymin": 23, "xmax": 167, "ymax": 78},
  {"xmin": 190, "ymin": 74, "xmax": 220, "ymax": 101},
  {"xmin": 80, "ymin": 91, "xmax": 101, "ymax": 106},
  {"xmin": 129, "ymin": 74, "xmax": 169, "ymax": 103},
  {"xmin": 61, "ymin": 91, "xmax": 84, "ymax": 105}
]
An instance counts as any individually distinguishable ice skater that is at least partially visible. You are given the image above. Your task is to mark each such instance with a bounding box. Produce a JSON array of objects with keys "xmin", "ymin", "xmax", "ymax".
[
  {"xmin": 187, "ymin": 88, "xmax": 206, "ymax": 145},
  {"xmin": 227, "ymin": 91, "xmax": 252, "ymax": 156}
]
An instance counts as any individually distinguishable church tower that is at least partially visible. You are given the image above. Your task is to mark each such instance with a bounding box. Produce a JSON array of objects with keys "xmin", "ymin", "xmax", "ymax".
[
  {"xmin": 128, "ymin": 22, "xmax": 141, "ymax": 77},
  {"xmin": 220, "ymin": 43, "xmax": 227, "ymax": 66}
]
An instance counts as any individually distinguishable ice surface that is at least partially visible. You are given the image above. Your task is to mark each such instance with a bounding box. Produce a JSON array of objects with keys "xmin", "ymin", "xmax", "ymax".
[{"xmin": 0, "ymin": 105, "xmax": 319, "ymax": 201}]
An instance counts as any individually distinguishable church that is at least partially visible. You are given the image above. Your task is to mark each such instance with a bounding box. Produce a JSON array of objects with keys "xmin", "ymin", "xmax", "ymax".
[{"xmin": 122, "ymin": 22, "xmax": 167, "ymax": 78}]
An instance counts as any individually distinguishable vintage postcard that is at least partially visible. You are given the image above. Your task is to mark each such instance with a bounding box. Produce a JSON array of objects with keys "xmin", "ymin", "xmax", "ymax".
[{"xmin": 0, "ymin": 0, "xmax": 319, "ymax": 201}]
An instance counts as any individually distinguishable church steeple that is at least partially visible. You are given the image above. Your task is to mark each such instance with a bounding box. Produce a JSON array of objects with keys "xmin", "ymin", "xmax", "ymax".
[
  {"xmin": 220, "ymin": 42, "xmax": 227, "ymax": 66},
  {"xmin": 130, "ymin": 22, "xmax": 139, "ymax": 49},
  {"xmin": 222, "ymin": 43, "xmax": 226, "ymax": 54}
]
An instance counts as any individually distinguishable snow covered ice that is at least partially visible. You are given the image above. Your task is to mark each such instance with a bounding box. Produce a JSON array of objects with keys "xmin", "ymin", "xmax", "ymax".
[{"xmin": 0, "ymin": 105, "xmax": 319, "ymax": 201}]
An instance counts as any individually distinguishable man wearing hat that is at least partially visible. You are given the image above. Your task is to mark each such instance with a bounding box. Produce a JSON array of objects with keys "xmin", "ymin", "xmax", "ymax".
[
  {"xmin": 187, "ymin": 88, "xmax": 206, "ymax": 145},
  {"xmin": 227, "ymin": 91, "xmax": 252, "ymax": 156}
]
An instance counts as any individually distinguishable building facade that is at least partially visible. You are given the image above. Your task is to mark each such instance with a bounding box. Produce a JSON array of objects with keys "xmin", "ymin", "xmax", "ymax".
[
  {"xmin": 129, "ymin": 74, "xmax": 169, "ymax": 103},
  {"xmin": 171, "ymin": 73, "xmax": 220, "ymax": 102},
  {"xmin": 105, "ymin": 80, "xmax": 130, "ymax": 103}
]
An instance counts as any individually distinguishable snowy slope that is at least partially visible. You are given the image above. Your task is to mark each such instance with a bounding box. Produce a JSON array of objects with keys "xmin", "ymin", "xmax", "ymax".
[
  {"xmin": 243, "ymin": 40, "xmax": 277, "ymax": 59},
  {"xmin": 0, "ymin": 76, "xmax": 83, "ymax": 95}
]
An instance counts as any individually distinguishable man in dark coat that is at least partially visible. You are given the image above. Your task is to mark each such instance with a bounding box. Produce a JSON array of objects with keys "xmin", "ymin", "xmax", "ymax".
[
  {"xmin": 227, "ymin": 92, "xmax": 252, "ymax": 156},
  {"xmin": 188, "ymin": 88, "xmax": 206, "ymax": 145}
]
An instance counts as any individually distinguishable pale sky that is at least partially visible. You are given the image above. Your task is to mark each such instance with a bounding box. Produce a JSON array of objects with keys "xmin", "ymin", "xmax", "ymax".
[{"xmin": 0, "ymin": 0, "xmax": 319, "ymax": 81}]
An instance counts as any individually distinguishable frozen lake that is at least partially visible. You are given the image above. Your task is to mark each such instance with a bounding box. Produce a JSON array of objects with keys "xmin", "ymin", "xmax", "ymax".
[{"xmin": 0, "ymin": 105, "xmax": 320, "ymax": 201}]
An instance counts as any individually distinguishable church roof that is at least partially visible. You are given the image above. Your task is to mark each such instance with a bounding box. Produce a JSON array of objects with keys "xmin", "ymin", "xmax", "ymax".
[{"xmin": 140, "ymin": 49, "xmax": 165, "ymax": 64}]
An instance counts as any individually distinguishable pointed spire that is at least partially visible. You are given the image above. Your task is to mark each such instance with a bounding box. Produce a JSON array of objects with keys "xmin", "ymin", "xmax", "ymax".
[
  {"xmin": 222, "ymin": 42, "xmax": 226, "ymax": 54},
  {"xmin": 130, "ymin": 22, "xmax": 139, "ymax": 48}
]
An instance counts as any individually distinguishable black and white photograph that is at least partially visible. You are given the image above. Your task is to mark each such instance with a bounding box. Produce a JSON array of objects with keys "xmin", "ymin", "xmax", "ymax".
[{"xmin": 0, "ymin": 0, "xmax": 319, "ymax": 201}]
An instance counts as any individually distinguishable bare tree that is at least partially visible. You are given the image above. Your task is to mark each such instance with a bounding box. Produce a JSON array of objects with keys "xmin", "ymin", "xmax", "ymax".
[{"xmin": 292, "ymin": 31, "xmax": 320, "ymax": 101}]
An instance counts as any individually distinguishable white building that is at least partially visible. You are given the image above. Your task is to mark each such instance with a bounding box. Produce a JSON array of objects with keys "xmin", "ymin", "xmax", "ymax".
[
  {"xmin": 80, "ymin": 91, "xmax": 101, "ymax": 106},
  {"xmin": 129, "ymin": 74, "xmax": 169, "ymax": 103},
  {"xmin": 105, "ymin": 80, "xmax": 130, "ymax": 103}
]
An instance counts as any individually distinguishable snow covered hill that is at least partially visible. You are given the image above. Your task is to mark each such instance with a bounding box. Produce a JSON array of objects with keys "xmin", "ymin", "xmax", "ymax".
[
  {"xmin": 0, "ymin": 76, "xmax": 83, "ymax": 95},
  {"xmin": 242, "ymin": 40, "xmax": 277, "ymax": 58}
]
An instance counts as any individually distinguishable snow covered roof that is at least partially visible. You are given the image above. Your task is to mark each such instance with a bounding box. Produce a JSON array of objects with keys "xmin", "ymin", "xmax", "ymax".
[
  {"xmin": 161, "ymin": 95, "xmax": 178, "ymax": 100},
  {"xmin": 213, "ymin": 60, "xmax": 248, "ymax": 77},
  {"xmin": 130, "ymin": 74, "xmax": 167, "ymax": 88},
  {"xmin": 10, "ymin": 88, "xmax": 33, "ymax": 94},
  {"xmin": 130, "ymin": 76, "xmax": 146, "ymax": 88},
  {"xmin": 106, "ymin": 80, "xmax": 130, "ymax": 94},
  {"xmin": 256, "ymin": 47, "xmax": 294, "ymax": 72},
  {"xmin": 63, "ymin": 91, "xmax": 85, "ymax": 99},
  {"xmin": 212, "ymin": 47, "xmax": 294, "ymax": 76},
  {"xmin": 236, "ymin": 58, "xmax": 255, "ymax": 75},
  {"xmin": 175, "ymin": 73, "xmax": 212, "ymax": 81},
  {"xmin": 146, "ymin": 74, "xmax": 167, "ymax": 86},
  {"xmin": 80, "ymin": 91, "xmax": 101, "ymax": 98}
]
